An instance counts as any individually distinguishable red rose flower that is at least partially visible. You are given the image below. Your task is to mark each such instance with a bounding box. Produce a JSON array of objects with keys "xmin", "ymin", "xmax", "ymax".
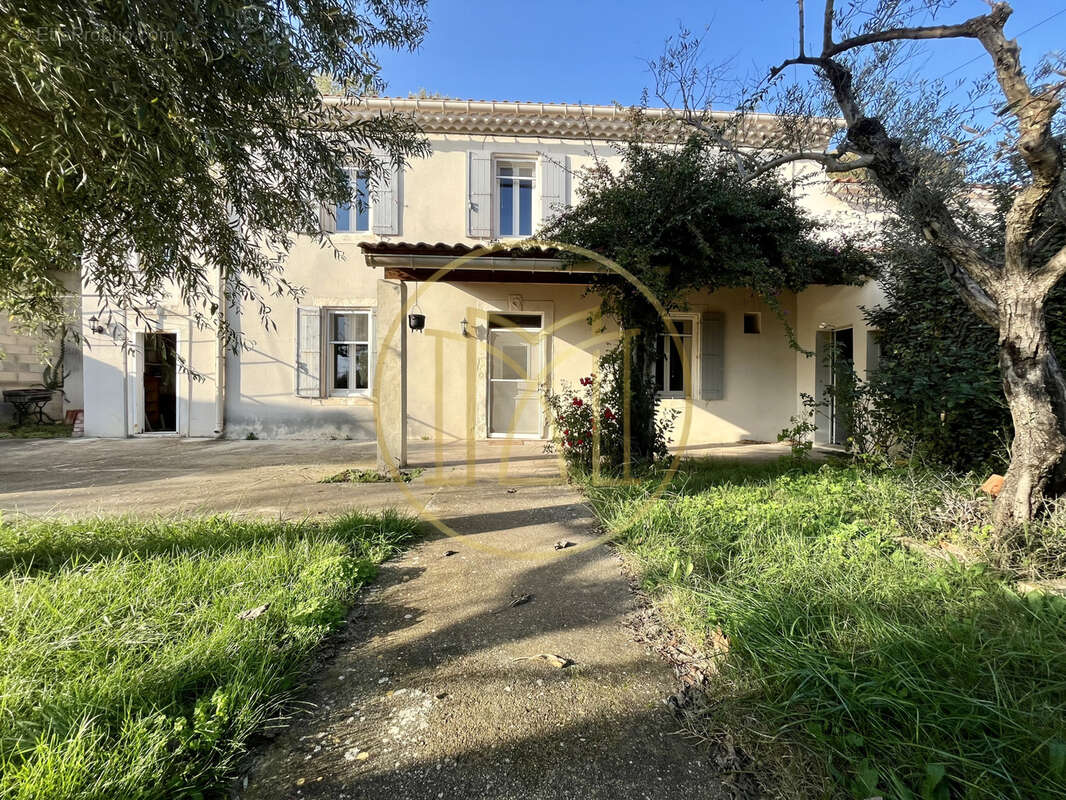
[{"xmin": 572, "ymin": 398, "xmax": 583, "ymax": 407}]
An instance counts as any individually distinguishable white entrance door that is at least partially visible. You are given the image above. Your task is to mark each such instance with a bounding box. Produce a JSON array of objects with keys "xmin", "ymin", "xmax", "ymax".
[{"xmin": 489, "ymin": 319, "xmax": 542, "ymax": 437}]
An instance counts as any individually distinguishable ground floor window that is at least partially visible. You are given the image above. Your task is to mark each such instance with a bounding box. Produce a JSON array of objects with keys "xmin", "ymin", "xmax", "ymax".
[
  {"xmin": 328, "ymin": 309, "xmax": 371, "ymax": 394},
  {"xmin": 655, "ymin": 318, "xmax": 693, "ymax": 396}
]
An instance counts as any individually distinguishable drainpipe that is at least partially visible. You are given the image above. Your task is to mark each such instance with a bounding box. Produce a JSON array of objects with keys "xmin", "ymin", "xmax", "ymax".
[
  {"xmin": 121, "ymin": 306, "xmax": 130, "ymax": 437},
  {"xmin": 186, "ymin": 315, "xmax": 194, "ymax": 437},
  {"xmin": 214, "ymin": 271, "xmax": 226, "ymax": 438}
]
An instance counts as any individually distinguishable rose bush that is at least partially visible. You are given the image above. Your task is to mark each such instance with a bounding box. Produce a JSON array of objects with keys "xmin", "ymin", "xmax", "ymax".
[{"xmin": 545, "ymin": 346, "xmax": 676, "ymax": 475}]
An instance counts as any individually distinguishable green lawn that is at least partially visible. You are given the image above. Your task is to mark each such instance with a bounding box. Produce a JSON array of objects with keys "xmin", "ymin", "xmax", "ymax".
[
  {"xmin": 0, "ymin": 512, "xmax": 418, "ymax": 799},
  {"xmin": 588, "ymin": 460, "xmax": 1066, "ymax": 799}
]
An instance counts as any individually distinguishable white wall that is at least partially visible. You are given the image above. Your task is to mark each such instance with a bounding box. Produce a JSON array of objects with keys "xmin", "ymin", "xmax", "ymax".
[
  {"xmin": 795, "ymin": 281, "xmax": 887, "ymax": 440},
  {"xmin": 77, "ymin": 123, "xmax": 878, "ymax": 445},
  {"xmin": 222, "ymin": 131, "xmax": 621, "ymax": 440},
  {"xmin": 81, "ymin": 300, "xmax": 221, "ymax": 438}
]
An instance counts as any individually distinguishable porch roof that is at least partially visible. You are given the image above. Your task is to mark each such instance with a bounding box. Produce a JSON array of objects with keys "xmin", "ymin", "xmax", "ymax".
[{"xmin": 358, "ymin": 241, "xmax": 605, "ymax": 284}]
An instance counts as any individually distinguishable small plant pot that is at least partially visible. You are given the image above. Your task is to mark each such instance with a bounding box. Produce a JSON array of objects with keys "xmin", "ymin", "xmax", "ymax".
[{"xmin": 408, "ymin": 313, "xmax": 426, "ymax": 333}]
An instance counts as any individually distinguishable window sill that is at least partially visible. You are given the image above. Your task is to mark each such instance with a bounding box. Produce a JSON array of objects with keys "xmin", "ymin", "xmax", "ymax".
[{"xmin": 316, "ymin": 393, "xmax": 373, "ymax": 405}]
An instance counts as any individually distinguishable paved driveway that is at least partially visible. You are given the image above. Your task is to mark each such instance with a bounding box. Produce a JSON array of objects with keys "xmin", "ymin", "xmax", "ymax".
[{"xmin": 0, "ymin": 437, "xmax": 562, "ymax": 518}]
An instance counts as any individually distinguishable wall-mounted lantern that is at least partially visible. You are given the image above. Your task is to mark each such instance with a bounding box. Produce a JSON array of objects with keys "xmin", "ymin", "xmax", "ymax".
[
  {"xmin": 460, "ymin": 318, "xmax": 469, "ymax": 337},
  {"xmin": 88, "ymin": 315, "xmax": 106, "ymax": 334},
  {"xmin": 408, "ymin": 284, "xmax": 425, "ymax": 333}
]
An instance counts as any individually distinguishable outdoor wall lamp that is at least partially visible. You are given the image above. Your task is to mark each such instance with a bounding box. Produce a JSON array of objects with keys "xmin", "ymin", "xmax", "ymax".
[
  {"xmin": 408, "ymin": 285, "xmax": 426, "ymax": 333},
  {"xmin": 88, "ymin": 315, "xmax": 106, "ymax": 334},
  {"xmin": 460, "ymin": 318, "xmax": 469, "ymax": 337}
]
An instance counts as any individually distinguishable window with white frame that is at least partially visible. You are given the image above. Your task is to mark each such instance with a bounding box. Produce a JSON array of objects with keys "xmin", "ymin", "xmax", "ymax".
[
  {"xmin": 336, "ymin": 170, "xmax": 370, "ymax": 233},
  {"xmin": 655, "ymin": 318, "xmax": 694, "ymax": 396},
  {"xmin": 496, "ymin": 160, "xmax": 534, "ymax": 237},
  {"xmin": 327, "ymin": 309, "xmax": 371, "ymax": 393}
]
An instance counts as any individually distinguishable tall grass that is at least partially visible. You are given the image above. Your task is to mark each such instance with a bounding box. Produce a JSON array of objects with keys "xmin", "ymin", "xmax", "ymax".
[
  {"xmin": 0, "ymin": 512, "xmax": 418, "ymax": 799},
  {"xmin": 589, "ymin": 460, "xmax": 1066, "ymax": 799}
]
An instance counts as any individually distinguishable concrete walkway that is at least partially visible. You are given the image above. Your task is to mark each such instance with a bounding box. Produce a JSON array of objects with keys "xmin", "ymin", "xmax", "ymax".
[{"xmin": 0, "ymin": 438, "xmax": 790, "ymax": 799}]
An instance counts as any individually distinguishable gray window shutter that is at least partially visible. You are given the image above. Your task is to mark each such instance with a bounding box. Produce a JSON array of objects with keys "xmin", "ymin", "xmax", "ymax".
[
  {"xmin": 539, "ymin": 153, "xmax": 568, "ymax": 224},
  {"xmin": 295, "ymin": 306, "xmax": 322, "ymax": 397},
  {"xmin": 468, "ymin": 151, "xmax": 492, "ymax": 237},
  {"xmin": 373, "ymin": 163, "xmax": 401, "ymax": 235},
  {"xmin": 814, "ymin": 331, "xmax": 833, "ymax": 441},
  {"xmin": 700, "ymin": 311, "xmax": 724, "ymax": 400},
  {"xmin": 319, "ymin": 203, "xmax": 336, "ymax": 234},
  {"xmin": 865, "ymin": 330, "xmax": 881, "ymax": 376}
]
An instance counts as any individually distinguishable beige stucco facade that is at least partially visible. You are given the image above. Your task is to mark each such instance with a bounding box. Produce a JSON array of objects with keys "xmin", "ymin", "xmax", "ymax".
[{"xmin": 74, "ymin": 98, "xmax": 883, "ymax": 449}]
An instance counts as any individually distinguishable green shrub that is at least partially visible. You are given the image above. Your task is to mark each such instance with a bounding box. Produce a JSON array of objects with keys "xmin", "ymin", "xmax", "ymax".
[
  {"xmin": 545, "ymin": 345, "xmax": 677, "ymax": 474},
  {"xmin": 865, "ymin": 211, "xmax": 1066, "ymax": 472}
]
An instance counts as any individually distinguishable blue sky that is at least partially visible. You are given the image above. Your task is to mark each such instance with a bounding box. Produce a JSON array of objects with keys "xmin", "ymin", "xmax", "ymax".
[{"xmin": 377, "ymin": 0, "xmax": 1066, "ymax": 107}]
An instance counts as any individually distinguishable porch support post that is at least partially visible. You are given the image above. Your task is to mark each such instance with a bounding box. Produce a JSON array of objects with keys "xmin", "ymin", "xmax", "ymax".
[{"xmin": 375, "ymin": 279, "xmax": 408, "ymax": 470}]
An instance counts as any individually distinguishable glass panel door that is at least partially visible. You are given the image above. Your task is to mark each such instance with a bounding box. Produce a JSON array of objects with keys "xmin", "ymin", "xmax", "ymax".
[{"xmin": 489, "ymin": 327, "xmax": 542, "ymax": 436}]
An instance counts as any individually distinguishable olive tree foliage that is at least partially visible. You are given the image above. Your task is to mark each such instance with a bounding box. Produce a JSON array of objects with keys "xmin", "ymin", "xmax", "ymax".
[
  {"xmin": 0, "ymin": 0, "xmax": 429, "ymax": 346},
  {"xmin": 539, "ymin": 125, "xmax": 868, "ymax": 462},
  {"xmin": 652, "ymin": 1, "xmax": 1066, "ymax": 540}
]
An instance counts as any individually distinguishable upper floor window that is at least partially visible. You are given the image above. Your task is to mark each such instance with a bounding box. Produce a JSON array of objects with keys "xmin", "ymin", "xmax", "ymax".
[
  {"xmin": 497, "ymin": 160, "xmax": 534, "ymax": 237},
  {"xmin": 336, "ymin": 170, "xmax": 369, "ymax": 233},
  {"xmin": 656, "ymin": 318, "xmax": 693, "ymax": 397},
  {"xmin": 328, "ymin": 309, "xmax": 371, "ymax": 394}
]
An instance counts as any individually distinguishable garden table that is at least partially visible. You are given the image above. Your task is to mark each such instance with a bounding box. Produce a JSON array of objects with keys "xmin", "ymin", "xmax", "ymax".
[{"xmin": 2, "ymin": 389, "xmax": 57, "ymax": 425}]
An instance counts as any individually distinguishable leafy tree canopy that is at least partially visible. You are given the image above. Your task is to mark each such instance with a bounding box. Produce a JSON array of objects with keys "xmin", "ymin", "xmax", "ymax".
[
  {"xmin": 0, "ymin": 0, "xmax": 429, "ymax": 340},
  {"xmin": 540, "ymin": 125, "xmax": 871, "ymax": 328},
  {"xmin": 538, "ymin": 124, "xmax": 870, "ymax": 462}
]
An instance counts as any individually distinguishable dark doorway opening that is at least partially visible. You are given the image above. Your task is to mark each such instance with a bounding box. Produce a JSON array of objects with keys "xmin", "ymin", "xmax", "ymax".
[
  {"xmin": 830, "ymin": 327, "xmax": 854, "ymax": 445},
  {"xmin": 144, "ymin": 332, "xmax": 177, "ymax": 432}
]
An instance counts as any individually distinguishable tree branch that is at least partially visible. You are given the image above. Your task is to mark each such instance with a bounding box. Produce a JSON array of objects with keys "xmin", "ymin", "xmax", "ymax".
[
  {"xmin": 938, "ymin": 252, "xmax": 1000, "ymax": 326},
  {"xmin": 749, "ymin": 150, "xmax": 873, "ymax": 179},
  {"xmin": 822, "ymin": 0, "xmax": 834, "ymax": 52},
  {"xmin": 1038, "ymin": 244, "xmax": 1066, "ymax": 297},
  {"xmin": 966, "ymin": 6, "xmax": 1064, "ymax": 277},
  {"xmin": 822, "ymin": 4, "xmax": 1010, "ymax": 59},
  {"xmin": 769, "ymin": 55, "xmax": 829, "ymax": 82}
]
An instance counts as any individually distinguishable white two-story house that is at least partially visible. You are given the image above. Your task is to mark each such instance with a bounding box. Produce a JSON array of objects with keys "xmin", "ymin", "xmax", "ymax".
[{"xmin": 79, "ymin": 97, "xmax": 884, "ymax": 461}]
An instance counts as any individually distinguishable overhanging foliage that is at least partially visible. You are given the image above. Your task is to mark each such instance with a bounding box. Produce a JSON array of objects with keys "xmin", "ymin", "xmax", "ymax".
[{"xmin": 0, "ymin": 0, "xmax": 429, "ymax": 342}]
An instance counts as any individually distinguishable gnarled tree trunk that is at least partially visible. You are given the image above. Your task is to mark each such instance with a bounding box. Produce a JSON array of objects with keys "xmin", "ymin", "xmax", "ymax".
[
  {"xmin": 662, "ymin": 1, "xmax": 1066, "ymax": 537},
  {"xmin": 994, "ymin": 289, "xmax": 1066, "ymax": 538}
]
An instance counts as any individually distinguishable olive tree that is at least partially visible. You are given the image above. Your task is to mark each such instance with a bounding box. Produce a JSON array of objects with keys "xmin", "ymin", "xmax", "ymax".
[
  {"xmin": 655, "ymin": 1, "xmax": 1066, "ymax": 539},
  {"xmin": 0, "ymin": 0, "xmax": 429, "ymax": 344}
]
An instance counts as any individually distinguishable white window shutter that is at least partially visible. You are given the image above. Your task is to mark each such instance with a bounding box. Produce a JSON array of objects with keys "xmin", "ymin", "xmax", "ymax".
[
  {"xmin": 468, "ymin": 151, "xmax": 492, "ymax": 238},
  {"xmin": 539, "ymin": 153, "xmax": 568, "ymax": 224},
  {"xmin": 373, "ymin": 163, "xmax": 401, "ymax": 235},
  {"xmin": 295, "ymin": 306, "xmax": 322, "ymax": 397},
  {"xmin": 700, "ymin": 311, "xmax": 724, "ymax": 401}
]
